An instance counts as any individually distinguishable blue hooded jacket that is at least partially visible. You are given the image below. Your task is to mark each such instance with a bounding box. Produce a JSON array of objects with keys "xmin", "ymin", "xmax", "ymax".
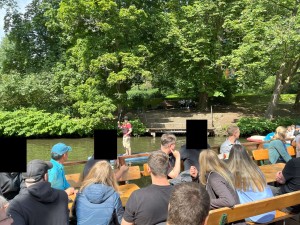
[{"xmin": 75, "ymin": 183, "xmax": 124, "ymax": 225}]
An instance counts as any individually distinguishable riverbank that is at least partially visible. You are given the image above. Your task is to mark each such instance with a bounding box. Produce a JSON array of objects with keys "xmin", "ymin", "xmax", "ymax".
[{"xmin": 138, "ymin": 97, "xmax": 300, "ymax": 137}]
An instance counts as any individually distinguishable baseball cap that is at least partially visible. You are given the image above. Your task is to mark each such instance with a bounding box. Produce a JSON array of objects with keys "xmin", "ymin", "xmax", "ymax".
[
  {"xmin": 23, "ymin": 159, "xmax": 53, "ymax": 183},
  {"xmin": 51, "ymin": 143, "xmax": 72, "ymax": 155},
  {"xmin": 124, "ymin": 116, "xmax": 128, "ymax": 120}
]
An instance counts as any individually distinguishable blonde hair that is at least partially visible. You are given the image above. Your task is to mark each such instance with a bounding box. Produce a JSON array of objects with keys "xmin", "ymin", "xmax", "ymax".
[
  {"xmin": 80, "ymin": 160, "xmax": 118, "ymax": 192},
  {"xmin": 273, "ymin": 126, "xmax": 286, "ymax": 142},
  {"xmin": 227, "ymin": 144, "xmax": 266, "ymax": 192},
  {"xmin": 199, "ymin": 149, "xmax": 235, "ymax": 189}
]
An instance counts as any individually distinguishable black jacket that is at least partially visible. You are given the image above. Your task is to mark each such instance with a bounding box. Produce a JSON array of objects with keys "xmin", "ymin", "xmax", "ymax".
[
  {"xmin": 0, "ymin": 172, "xmax": 23, "ymax": 200},
  {"xmin": 8, "ymin": 181, "xmax": 69, "ymax": 225}
]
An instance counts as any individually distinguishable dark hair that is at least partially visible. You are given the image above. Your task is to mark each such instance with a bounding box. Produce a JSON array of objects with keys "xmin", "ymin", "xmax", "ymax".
[{"xmin": 167, "ymin": 182, "xmax": 210, "ymax": 225}]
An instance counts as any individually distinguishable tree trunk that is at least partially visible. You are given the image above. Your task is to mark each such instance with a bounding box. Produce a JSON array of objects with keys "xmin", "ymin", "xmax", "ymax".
[
  {"xmin": 198, "ymin": 92, "xmax": 208, "ymax": 110},
  {"xmin": 294, "ymin": 79, "xmax": 300, "ymax": 110},
  {"xmin": 265, "ymin": 58, "xmax": 300, "ymax": 119}
]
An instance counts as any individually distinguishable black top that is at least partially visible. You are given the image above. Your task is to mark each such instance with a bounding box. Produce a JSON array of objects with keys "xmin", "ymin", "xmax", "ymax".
[
  {"xmin": 8, "ymin": 181, "xmax": 69, "ymax": 225},
  {"xmin": 0, "ymin": 172, "xmax": 23, "ymax": 200},
  {"xmin": 281, "ymin": 157, "xmax": 300, "ymax": 194},
  {"xmin": 180, "ymin": 143, "xmax": 210, "ymax": 171},
  {"xmin": 123, "ymin": 184, "xmax": 174, "ymax": 225}
]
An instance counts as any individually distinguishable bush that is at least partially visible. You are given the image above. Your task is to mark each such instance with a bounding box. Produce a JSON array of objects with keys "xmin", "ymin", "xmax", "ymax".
[{"xmin": 237, "ymin": 117, "xmax": 300, "ymax": 137}]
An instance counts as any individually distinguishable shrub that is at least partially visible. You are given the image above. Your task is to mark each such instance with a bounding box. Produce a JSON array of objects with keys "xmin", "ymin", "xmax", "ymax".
[{"xmin": 237, "ymin": 117, "xmax": 300, "ymax": 137}]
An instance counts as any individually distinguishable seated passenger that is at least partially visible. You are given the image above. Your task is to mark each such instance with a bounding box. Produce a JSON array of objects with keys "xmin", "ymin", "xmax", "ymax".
[
  {"xmin": 268, "ymin": 126, "xmax": 291, "ymax": 164},
  {"xmin": 122, "ymin": 151, "xmax": 173, "ymax": 225},
  {"xmin": 74, "ymin": 160, "xmax": 124, "ymax": 225},
  {"xmin": 167, "ymin": 182, "xmax": 210, "ymax": 225},
  {"xmin": 48, "ymin": 142, "xmax": 76, "ymax": 196},
  {"xmin": 273, "ymin": 157, "xmax": 300, "ymax": 213},
  {"xmin": 190, "ymin": 149, "xmax": 246, "ymax": 225},
  {"xmin": 220, "ymin": 125, "xmax": 241, "ymax": 158},
  {"xmin": 227, "ymin": 144, "xmax": 275, "ymax": 223}
]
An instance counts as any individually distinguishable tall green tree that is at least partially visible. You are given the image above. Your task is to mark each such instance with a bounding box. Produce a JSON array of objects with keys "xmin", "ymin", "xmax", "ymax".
[
  {"xmin": 150, "ymin": 0, "xmax": 244, "ymax": 109},
  {"xmin": 220, "ymin": 0, "xmax": 300, "ymax": 118}
]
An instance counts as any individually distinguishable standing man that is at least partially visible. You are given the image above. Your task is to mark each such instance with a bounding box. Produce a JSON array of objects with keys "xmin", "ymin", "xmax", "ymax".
[
  {"xmin": 48, "ymin": 142, "xmax": 76, "ymax": 196},
  {"xmin": 220, "ymin": 125, "xmax": 241, "ymax": 158},
  {"xmin": 160, "ymin": 133, "xmax": 181, "ymax": 179},
  {"xmin": 118, "ymin": 116, "xmax": 132, "ymax": 155},
  {"xmin": 121, "ymin": 150, "xmax": 173, "ymax": 225}
]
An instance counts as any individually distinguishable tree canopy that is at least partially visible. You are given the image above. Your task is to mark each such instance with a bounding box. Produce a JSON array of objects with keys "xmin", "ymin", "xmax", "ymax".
[{"xmin": 0, "ymin": 0, "xmax": 299, "ymax": 130}]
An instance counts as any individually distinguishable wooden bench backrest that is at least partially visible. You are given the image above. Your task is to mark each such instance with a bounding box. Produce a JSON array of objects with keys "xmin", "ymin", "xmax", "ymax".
[
  {"xmin": 141, "ymin": 163, "xmax": 150, "ymax": 176},
  {"xmin": 252, "ymin": 149, "xmax": 269, "ymax": 161},
  {"xmin": 287, "ymin": 145, "xmax": 296, "ymax": 156},
  {"xmin": 252, "ymin": 146, "xmax": 296, "ymax": 164},
  {"xmin": 207, "ymin": 190, "xmax": 300, "ymax": 225}
]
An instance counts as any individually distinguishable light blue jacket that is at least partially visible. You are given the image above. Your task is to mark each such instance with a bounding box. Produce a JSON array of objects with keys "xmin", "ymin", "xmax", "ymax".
[
  {"xmin": 268, "ymin": 140, "xmax": 291, "ymax": 164},
  {"xmin": 48, "ymin": 159, "xmax": 70, "ymax": 190},
  {"xmin": 237, "ymin": 186, "xmax": 275, "ymax": 223},
  {"xmin": 75, "ymin": 183, "xmax": 124, "ymax": 225}
]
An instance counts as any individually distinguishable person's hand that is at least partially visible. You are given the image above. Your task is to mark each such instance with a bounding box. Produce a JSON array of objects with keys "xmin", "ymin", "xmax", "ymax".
[
  {"xmin": 65, "ymin": 187, "xmax": 75, "ymax": 196},
  {"xmin": 119, "ymin": 164, "xmax": 129, "ymax": 173},
  {"xmin": 190, "ymin": 166, "xmax": 198, "ymax": 178},
  {"xmin": 276, "ymin": 171, "xmax": 285, "ymax": 184},
  {"xmin": 171, "ymin": 149, "xmax": 180, "ymax": 159}
]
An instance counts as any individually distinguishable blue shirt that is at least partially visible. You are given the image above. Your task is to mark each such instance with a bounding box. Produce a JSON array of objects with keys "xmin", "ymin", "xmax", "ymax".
[
  {"xmin": 220, "ymin": 138, "xmax": 241, "ymax": 154},
  {"xmin": 237, "ymin": 186, "xmax": 275, "ymax": 223},
  {"xmin": 48, "ymin": 159, "xmax": 70, "ymax": 190}
]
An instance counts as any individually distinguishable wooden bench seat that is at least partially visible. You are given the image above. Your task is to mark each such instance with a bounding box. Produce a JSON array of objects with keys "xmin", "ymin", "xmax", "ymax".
[
  {"xmin": 252, "ymin": 146, "xmax": 296, "ymax": 165},
  {"xmin": 207, "ymin": 190, "xmax": 300, "ymax": 225}
]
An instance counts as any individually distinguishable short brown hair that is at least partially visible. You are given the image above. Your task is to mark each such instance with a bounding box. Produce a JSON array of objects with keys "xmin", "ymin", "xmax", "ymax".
[{"xmin": 167, "ymin": 182, "xmax": 210, "ymax": 225}]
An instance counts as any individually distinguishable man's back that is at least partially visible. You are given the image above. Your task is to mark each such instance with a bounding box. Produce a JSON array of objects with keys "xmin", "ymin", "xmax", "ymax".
[
  {"xmin": 8, "ymin": 182, "xmax": 69, "ymax": 225},
  {"xmin": 123, "ymin": 184, "xmax": 173, "ymax": 225}
]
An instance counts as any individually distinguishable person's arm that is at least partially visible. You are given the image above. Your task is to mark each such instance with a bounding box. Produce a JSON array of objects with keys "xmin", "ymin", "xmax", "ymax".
[
  {"xmin": 114, "ymin": 165, "xmax": 129, "ymax": 181},
  {"xmin": 7, "ymin": 200, "xmax": 27, "ymax": 225},
  {"xmin": 209, "ymin": 173, "xmax": 236, "ymax": 209},
  {"xmin": 168, "ymin": 150, "xmax": 181, "ymax": 179},
  {"xmin": 277, "ymin": 143, "xmax": 292, "ymax": 162},
  {"xmin": 117, "ymin": 121, "xmax": 122, "ymax": 129},
  {"xmin": 126, "ymin": 127, "xmax": 132, "ymax": 136}
]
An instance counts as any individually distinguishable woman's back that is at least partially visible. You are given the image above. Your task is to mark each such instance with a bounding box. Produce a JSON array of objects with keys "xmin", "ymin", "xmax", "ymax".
[
  {"xmin": 74, "ymin": 160, "xmax": 124, "ymax": 225},
  {"xmin": 227, "ymin": 144, "xmax": 275, "ymax": 223},
  {"xmin": 75, "ymin": 183, "xmax": 123, "ymax": 225}
]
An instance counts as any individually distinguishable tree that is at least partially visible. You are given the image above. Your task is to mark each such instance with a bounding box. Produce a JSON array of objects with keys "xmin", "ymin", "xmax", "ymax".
[
  {"xmin": 150, "ymin": 0, "xmax": 244, "ymax": 109},
  {"xmin": 219, "ymin": 0, "xmax": 300, "ymax": 119}
]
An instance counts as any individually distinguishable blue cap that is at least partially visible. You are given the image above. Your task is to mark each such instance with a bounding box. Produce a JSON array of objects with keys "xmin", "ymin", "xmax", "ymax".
[{"xmin": 51, "ymin": 143, "xmax": 72, "ymax": 155}]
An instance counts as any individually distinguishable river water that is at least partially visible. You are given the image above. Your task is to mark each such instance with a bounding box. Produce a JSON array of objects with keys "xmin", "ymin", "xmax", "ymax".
[
  {"xmin": 27, "ymin": 136, "xmax": 247, "ymax": 173},
  {"xmin": 27, "ymin": 136, "xmax": 248, "ymax": 187}
]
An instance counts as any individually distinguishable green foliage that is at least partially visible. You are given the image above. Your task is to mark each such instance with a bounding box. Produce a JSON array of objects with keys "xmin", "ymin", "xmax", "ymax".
[
  {"xmin": 0, "ymin": 108, "xmax": 118, "ymax": 137},
  {"xmin": 127, "ymin": 85, "xmax": 161, "ymax": 109},
  {"xmin": 130, "ymin": 119, "xmax": 147, "ymax": 137},
  {"xmin": 237, "ymin": 117, "xmax": 300, "ymax": 136},
  {"xmin": 0, "ymin": 71, "xmax": 61, "ymax": 111},
  {"xmin": 279, "ymin": 94, "xmax": 296, "ymax": 104}
]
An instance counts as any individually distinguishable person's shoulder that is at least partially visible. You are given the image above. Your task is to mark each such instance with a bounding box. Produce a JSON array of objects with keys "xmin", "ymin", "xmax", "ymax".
[
  {"xmin": 288, "ymin": 157, "xmax": 300, "ymax": 165},
  {"xmin": 220, "ymin": 139, "xmax": 228, "ymax": 146}
]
